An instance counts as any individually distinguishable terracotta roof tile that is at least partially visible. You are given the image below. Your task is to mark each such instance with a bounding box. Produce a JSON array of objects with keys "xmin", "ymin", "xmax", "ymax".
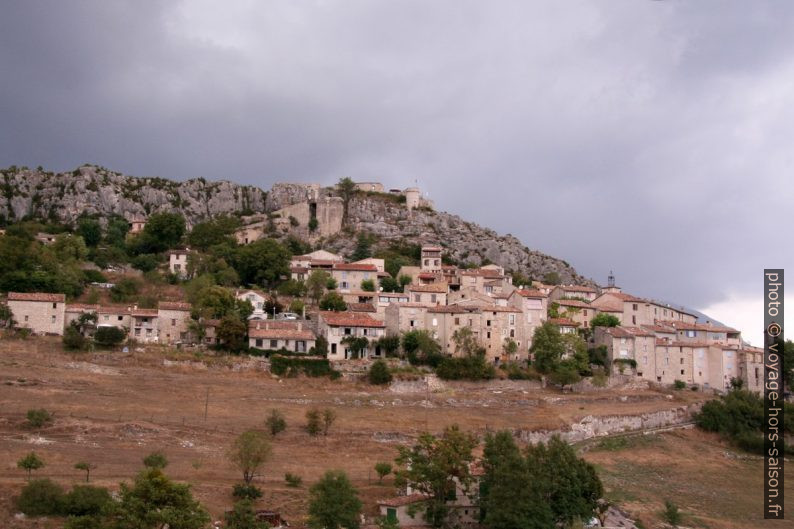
[
  {"xmin": 159, "ymin": 301, "xmax": 192, "ymax": 311},
  {"xmin": 514, "ymin": 289, "xmax": 547, "ymax": 299},
  {"xmin": 319, "ymin": 311, "xmax": 385, "ymax": 328},
  {"xmin": 547, "ymin": 317, "xmax": 580, "ymax": 327},
  {"xmin": 8, "ymin": 292, "xmax": 66, "ymax": 302},
  {"xmin": 249, "ymin": 328, "xmax": 316, "ymax": 340},
  {"xmin": 407, "ymin": 284, "xmax": 448, "ymax": 293},
  {"xmin": 333, "ymin": 263, "xmax": 378, "ymax": 272},
  {"xmin": 349, "ymin": 303, "xmax": 377, "ymax": 313}
]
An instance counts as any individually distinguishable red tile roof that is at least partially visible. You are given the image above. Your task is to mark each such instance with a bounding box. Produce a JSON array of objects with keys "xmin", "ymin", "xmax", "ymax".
[
  {"xmin": 555, "ymin": 299, "xmax": 592, "ymax": 308},
  {"xmin": 514, "ymin": 289, "xmax": 547, "ymax": 299},
  {"xmin": 249, "ymin": 321, "xmax": 304, "ymax": 330},
  {"xmin": 132, "ymin": 309, "xmax": 158, "ymax": 317},
  {"xmin": 601, "ymin": 326, "xmax": 655, "ymax": 338},
  {"xmin": 333, "ymin": 263, "xmax": 378, "ymax": 272},
  {"xmin": 159, "ymin": 301, "xmax": 192, "ymax": 311},
  {"xmin": 407, "ymin": 284, "xmax": 448, "ymax": 293},
  {"xmin": 8, "ymin": 292, "xmax": 66, "ymax": 302},
  {"xmin": 249, "ymin": 328, "xmax": 315, "ymax": 340},
  {"xmin": 66, "ymin": 303, "xmax": 100, "ymax": 311},
  {"xmin": 319, "ymin": 311, "xmax": 385, "ymax": 328},
  {"xmin": 349, "ymin": 303, "xmax": 377, "ymax": 313},
  {"xmin": 547, "ymin": 317, "xmax": 580, "ymax": 327},
  {"xmin": 559, "ymin": 285, "xmax": 597, "ymax": 293}
]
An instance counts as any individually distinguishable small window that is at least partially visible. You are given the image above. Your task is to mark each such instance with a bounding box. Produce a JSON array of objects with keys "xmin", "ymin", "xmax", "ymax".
[
  {"xmin": 51, "ymin": 315, "xmax": 56, "ymax": 323},
  {"xmin": 171, "ymin": 319, "xmax": 176, "ymax": 326},
  {"xmin": 52, "ymin": 302, "xmax": 57, "ymax": 309},
  {"xmin": 270, "ymin": 339, "xmax": 278, "ymax": 348}
]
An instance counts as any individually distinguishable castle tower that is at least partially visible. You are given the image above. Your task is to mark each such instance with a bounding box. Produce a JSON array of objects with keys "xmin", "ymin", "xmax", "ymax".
[{"xmin": 404, "ymin": 187, "xmax": 421, "ymax": 210}]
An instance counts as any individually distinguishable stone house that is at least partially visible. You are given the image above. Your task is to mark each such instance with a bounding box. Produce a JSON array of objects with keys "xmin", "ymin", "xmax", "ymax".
[
  {"xmin": 236, "ymin": 289, "xmax": 268, "ymax": 317},
  {"xmin": 549, "ymin": 284, "xmax": 598, "ymax": 302},
  {"xmin": 553, "ymin": 299, "xmax": 596, "ymax": 329},
  {"xmin": 591, "ymin": 292, "xmax": 697, "ymax": 327},
  {"xmin": 167, "ymin": 249, "xmax": 192, "ymax": 278},
  {"xmin": 385, "ymin": 303, "xmax": 429, "ymax": 335},
  {"xmin": 234, "ymin": 221, "xmax": 266, "ymax": 245},
  {"xmin": 478, "ymin": 306, "xmax": 525, "ymax": 364},
  {"xmin": 317, "ymin": 311, "xmax": 386, "ymax": 360},
  {"xmin": 546, "ymin": 317, "xmax": 580, "ymax": 335},
  {"xmin": 377, "ymin": 494, "xmax": 430, "ymax": 528},
  {"xmin": 289, "ymin": 250, "xmax": 344, "ymax": 269},
  {"xmin": 593, "ymin": 326, "xmax": 657, "ymax": 379},
  {"xmin": 507, "ymin": 289, "xmax": 548, "ymax": 348},
  {"xmin": 405, "ymin": 283, "xmax": 448, "ymax": 306},
  {"xmin": 129, "ymin": 216, "xmax": 146, "ymax": 234},
  {"xmin": 420, "ymin": 245, "xmax": 443, "ymax": 274},
  {"xmin": 331, "ymin": 263, "xmax": 380, "ymax": 293},
  {"xmin": 157, "ymin": 301, "xmax": 193, "ymax": 344},
  {"xmin": 8, "ymin": 292, "xmax": 66, "ymax": 335},
  {"xmin": 426, "ymin": 306, "xmax": 482, "ymax": 357},
  {"xmin": 248, "ymin": 320, "xmax": 316, "ymax": 352},
  {"xmin": 65, "ymin": 303, "xmax": 101, "ymax": 334},
  {"xmin": 737, "ymin": 345, "xmax": 764, "ymax": 394},
  {"xmin": 131, "ymin": 308, "xmax": 159, "ymax": 343}
]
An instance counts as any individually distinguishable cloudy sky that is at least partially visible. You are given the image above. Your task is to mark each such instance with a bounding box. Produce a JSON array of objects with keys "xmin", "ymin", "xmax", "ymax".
[{"xmin": 1, "ymin": 1, "xmax": 791, "ymax": 344}]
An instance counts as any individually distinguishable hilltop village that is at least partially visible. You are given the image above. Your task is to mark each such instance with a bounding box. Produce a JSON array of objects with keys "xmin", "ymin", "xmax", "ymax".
[{"xmin": 1, "ymin": 179, "xmax": 761, "ymax": 394}]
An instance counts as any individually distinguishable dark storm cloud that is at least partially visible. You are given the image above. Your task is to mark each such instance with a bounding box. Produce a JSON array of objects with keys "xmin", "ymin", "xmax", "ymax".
[{"xmin": 1, "ymin": 0, "xmax": 793, "ymax": 314}]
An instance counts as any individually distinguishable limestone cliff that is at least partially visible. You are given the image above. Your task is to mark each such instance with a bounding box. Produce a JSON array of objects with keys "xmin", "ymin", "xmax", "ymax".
[{"xmin": 0, "ymin": 165, "xmax": 591, "ymax": 285}]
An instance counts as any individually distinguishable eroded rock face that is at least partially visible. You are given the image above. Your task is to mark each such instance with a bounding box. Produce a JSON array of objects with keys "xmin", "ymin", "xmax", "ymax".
[
  {"xmin": 0, "ymin": 165, "xmax": 592, "ymax": 285},
  {"xmin": 0, "ymin": 165, "xmax": 267, "ymax": 226}
]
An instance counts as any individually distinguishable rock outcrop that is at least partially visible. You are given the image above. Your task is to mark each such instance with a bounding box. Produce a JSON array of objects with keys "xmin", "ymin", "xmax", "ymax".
[{"xmin": 0, "ymin": 165, "xmax": 591, "ymax": 285}]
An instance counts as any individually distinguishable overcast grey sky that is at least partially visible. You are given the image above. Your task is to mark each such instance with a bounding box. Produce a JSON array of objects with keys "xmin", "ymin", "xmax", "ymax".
[{"xmin": 1, "ymin": 1, "xmax": 792, "ymax": 343}]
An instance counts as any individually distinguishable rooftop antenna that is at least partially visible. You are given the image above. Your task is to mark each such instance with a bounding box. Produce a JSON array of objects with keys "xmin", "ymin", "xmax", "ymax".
[{"xmin": 608, "ymin": 270, "xmax": 615, "ymax": 288}]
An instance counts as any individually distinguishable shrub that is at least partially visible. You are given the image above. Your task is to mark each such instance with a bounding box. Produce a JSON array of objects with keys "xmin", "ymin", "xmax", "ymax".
[
  {"xmin": 63, "ymin": 485, "xmax": 112, "ymax": 517},
  {"xmin": 142, "ymin": 451, "xmax": 168, "ymax": 469},
  {"xmin": 436, "ymin": 355, "xmax": 495, "ymax": 381},
  {"xmin": 15, "ymin": 478, "xmax": 65, "ymax": 515},
  {"xmin": 26, "ymin": 408, "xmax": 53, "ymax": 428},
  {"xmin": 374, "ymin": 462, "xmax": 392, "ymax": 483},
  {"xmin": 319, "ymin": 291, "xmax": 346, "ymax": 311},
  {"xmin": 81, "ymin": 269, "xmax": 107, "ymax": 284},
  {"xmin": 270, "ymin": 355, "xmax": 339, "ymax": 378},
  {"xmin": 265, "ymin": 409, "xmax": 287, "ymax": 437},
  {"xmin": 308, "ymin": 217, "xmax": 319, "ymax": 232},
  {"xmin": 93, "ymin": 326, "xmax": 126, "ymax": 347},
  {"xmin": 232, "ymin": 483, "xmax": 263, "ymax": 500},
  {"xmin": 285, "ymin": 473, "xmax": 303, "ymax": 488},
  {"xmin": 63, "ymin": 324, "xmax": 87, "ymax": 351},
  {"xmin": 368, "ymin": 360, "xmax": 393, "ymax": 385},
  {"xmin": 673, "ymin": 379, "xmax": 686, "ymax": 390},
  {"xmin": 306, "ymin": 409, "xmax": 322, "ymax": 436},
  {"xmin": 661, "ymin": 500, "xmax": 682, "ymax": 526}
]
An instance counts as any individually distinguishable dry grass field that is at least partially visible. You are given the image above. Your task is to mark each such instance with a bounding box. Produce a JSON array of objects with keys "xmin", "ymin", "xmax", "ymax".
[{"xmin": 0, "ymin": 337, "xmax": 788, "ymax": 528}]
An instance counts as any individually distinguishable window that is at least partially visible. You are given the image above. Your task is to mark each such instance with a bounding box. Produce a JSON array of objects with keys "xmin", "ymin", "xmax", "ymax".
[
  {"xmin": 486, "ymin": 320, "xmax": 492, "ymax": 327},
  {"xmin": 344, "ymin": 328, "xmax": 352, "ymax": 335},
  {"xmin": 117, "ymin": 316, "xmax": 122, "ymax": 321},
  {"xmin": 414, "ymin": 294, "xmax": 421, "ymax": 303},
  {"xmin": 409, "ymin": 320, "xmax": 415, "ymax": 327},
  {"xmin": 632, "ymin": 316, "xmax": 636, "ymax": 324},
  {"xmin": 431, "ymin": 294, "xmax": 437, "ymax": 303},
  {"xmin": 620, "ymin": 349, "xmax": 628, "ymax": 358},
  {"xmin": 171, "ymin": 319, "xmax": 176, "ymax": 326},
  {"xmin": 432, "ymin": 318, "xmax": 438, "ymax": 326},
  {"xmin": 487, "ymin": 332, "xmax": 491, "ymax": 339},
  {"xmin": 681, "ymin": 369, "xmax": 685, "ymax": 375},
  {"xmin": 510, "ymin": 329, "xmax": 515, "ymax": 338},
  {"xmin": 632, "ymin": 303, "xmax": 638, "ymax": 311},
  {"xmin": 51, "ymin": 315, "xmax": 56, "ymax": 323},
  {"xmin": 104, "ymin": 315, "xmax": 109, "ymax": 321},
  {"xmin": 726, "ymin": 351, "xmax": 733, "ymax": 358},
  {"xmin": 270, "ymin": 340, "xmax": 278, "ymax": 348},
  {"xmin": 256, "ymin": 339, "xmax": 263, "ymax": 348},
  {"xmin": 680, "ymin": 358, "xmax": 684, "ymax": 364},
  {"xmin": 454, "ymin": 317, "xmax": 460, "ymax": 325},
  {"xmin": 24, "ymin": 315, "xmax": 29, "ymax": 322},
  {"xmin": 509, "ymin": 314, "xmax": 515, "ymax": 325},
  {"xmin": 643, "ymin": 355, "xmax": 648, "ymax": 365}
]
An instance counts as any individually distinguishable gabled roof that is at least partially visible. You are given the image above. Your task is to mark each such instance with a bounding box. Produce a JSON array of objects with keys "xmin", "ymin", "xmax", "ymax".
[
  {"xmin": 319, "ymin": 311, "xmax": 385, "ymax": 328},
  {"xmin": 406, "ymin": 283, "xmax": 448, "ymax": 293},
  {"xmin": 555, "ymin": 299, "xmax": 592, "ymax": 308},
  {"xmin": 547, "ymin": 317, "xmax": 580, "ymax": 327},
  {"xmin": 513, "ymin": 289, "xmax": 547, "ymax": 299},
  {"xmin": 348, "ymin": 303, "xmax": 377, "ymax": 313},
  {"xmin": 158, "ymin": 301, "xmax": 192, "ymax": 311},
  {"xmin": 249, "ymin": 327, "xmax": 315, "ymax": 340},
  {"xmin": 8, "ymin": 292, "xmax": 66, "ymax": 302}
]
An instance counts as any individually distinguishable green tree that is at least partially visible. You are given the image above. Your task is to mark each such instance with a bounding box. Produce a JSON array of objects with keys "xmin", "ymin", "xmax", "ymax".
[
  {"xmin": 549, "ymin": 364, "xmax": 582, "ymax": 388},
  {"xmin": 228, "ymin": 430, "xmax": 272, "ymax": 484},
  {"xmin": 94, "ymin": 326, "xmax": 127, "ymax": 347},
  {"xmin": 480, "ymin": 431, "xmax": 553, "ymax": 529},
  {"xmin": 26, "ymin": 408, "xmax": 53, "ymax": 428},
  {"xmin": 15, "ymin": 478, "xmax": 64, "ymax": 515},
  {"xmin": 306, "ymin": 409, "xmax": 322, "ymax": 436},
  {"xmin": 308, "ymin": 470, "xmax": 362, "ymax": 529},
  {"xmin": 138, "ymin": 212, "xmax": 186, "ymax": 253},
  {"xmin": 225, "ymin": 499, "xmax": 269, "ymax": 529},
  {"xmin": 351, "ymin": 233, "xmax": 372, "ymax": 261},
  {"xmin": 76, "ymin": 218, "xmax": 102, "ymax": 247},
  {"xmin": 105, "ymin": 215, "xmax": 130, "ymax": 248},
  {"xmin": 336, "ymin": 177, "xmax": 357, "ymax": 226},
  {"xmin": 368, "ymin": 359, "xmax": 393, "ymax": 385},
  {"xmin": 322, "ymin": 408, "xmax": 337, "ymax": 436},
  {"xmin": 395, "ymin": 425, "xmax": 477, "ymax": 528},
  {"xmin": 187, "ymin": 216, "xmax": 240, "ymax": 251},
  {"xmin": 524, "ymin": 436, "xmax": 603, "ymax": 526},
  {"xmin": 143, "ymin": 451, "xmax": 168, "ymax": 469},
  {"xmin": 374, "ymin": 462, "xmax": 392, "ymax": 483},
  {"xmin": 360, "ymin": 278, "xmax": 375, "ymax": 292},
  {"xmin": 0, "ymin": 302, "xmax": 14, "ymax": 327},
  {"xmin": 590, "ymin": 313, "xmax": 620, "ymax": 329},
  {"xmin": 561, "ymin": 333, "xmax": 589, "ymax": 373},
  {"xmin": 217, "ymin": 314, "xmax": 248, "ymax": 352},
  {"xmin": 377, "ymin": 335, "xmax": 401, "ymax": 357},
  {"xmin": 75, "ymin": 461, "xmax": 96, "ymax": 482},
  {"xmin": 306, "ymin": 270, "xmax": 331, "ymax": 304},
  {"xmin": 233, "ymin": 238, "xmax": 290, "ymax": 287},
  {"xmin": 662, "ymin": 500, "xmax": 682, "ymax": 527},
  {"xmin": 18, "ymin": 452, "xmax": 45, "ymax": 480},
  {"xmin": 63, "ymin": 485, "xmax": 112, "ymax": 517},
  {"xmin": 63, "ymin": 322, "xmax": 88, "ymax": 350},
  {"xmin": 402, "ymin": 330, "xmax": 443, "ymax": 366},
  {"xmin": 379, "ymin": 276, "xmax": 400, "ymax": 293},
  {"xmin": 320, "ymin": 292, "xmax": 347, "ymax": 311},
  {"xmin": 542, "ymin": 271, "xmax": 561, "ymax": 285},
  {"xmin": 530, "ymin": 322, "xmax": 565, "ymax": 374},
  {"xmin": 110, "ymin": 467, "xmax": 210, "ymax": 529},
  {"xmin": 265, "ymin": 409, "xmax": 287, "ymax": 437},
  {"xmin": 53, "ymin": 234, "xmax": 88, "ymax": 262}
]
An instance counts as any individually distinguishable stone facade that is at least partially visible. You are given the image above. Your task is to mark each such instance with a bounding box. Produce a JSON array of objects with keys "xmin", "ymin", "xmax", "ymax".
[{"xmin": 8, "ymin": 292, "xmax": 66, "ymax": 335}]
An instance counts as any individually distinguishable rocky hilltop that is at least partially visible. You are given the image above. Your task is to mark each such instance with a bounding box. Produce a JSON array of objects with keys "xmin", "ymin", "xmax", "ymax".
[
  {"xmin": 0, "ymin": 165, "xmax": 267, "ymax": 225},
  {"xmin": 0, "ymin": 165, "xmax": 591, "ymax": 285}
]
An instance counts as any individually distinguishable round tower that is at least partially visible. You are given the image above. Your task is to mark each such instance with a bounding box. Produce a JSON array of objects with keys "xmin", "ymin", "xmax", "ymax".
[{"xmin": 404, "ymin": 187, "xmax": 420, "ymax": 210}]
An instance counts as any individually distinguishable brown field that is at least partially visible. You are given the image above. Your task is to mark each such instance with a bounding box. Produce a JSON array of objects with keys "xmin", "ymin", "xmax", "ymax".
[{"xmin": 0, "ymin": 338, "xmax": 789, "ymax": 528}]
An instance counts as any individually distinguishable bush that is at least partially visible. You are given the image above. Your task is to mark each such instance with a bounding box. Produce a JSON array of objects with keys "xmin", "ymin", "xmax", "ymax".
[
  {"xmin": 673, "ymin": 380, "xmax": 686, "ymax": 390},
  {"xmin": 63, "ymin": 485, "xmax": 112, "ymax": 517},
  {"xmin": 93, "ymin": 326, "xmax": 126, "ymax": 347},
  {"xmin": 26, "ymin": 408, "xmax": 53, "ymax": 428},
  {"xmin": 503, "ymin": 363, "xmax": 541, "ymax": 381},
  {"xmin": 109, "ymin": 277, "xmax": 140, "ymax": 302},
  {"xmin": 270, "ymin": 355, "xmax": 339, "ymax": 378},
  {"xmin": 436, "ymin": 355, "xmax": 495, "ymax": 381},
  {"xmin": 232, "ymin": 483, "xmax": 263, "ymax": 500},
  {"xmin": 285, "ymin": 473, "xmax": 303, "ymax": 488},
  {"xmin": 368, "ymin": 360, "xmax": 393, "ymax": 385},
  {"xmin": 306, "ymin": 409, "xmax": 322, "ymax": 436},
  {"xmin": 15, "ymin": 478, "xmax": 65, "ymax": 515},
  {"xmin": 319, "ymin": 292, "xmax": 347, "ymax": 311},
  {"xmin": 662, "ymin": 500, "xmax": 682, "ymax": 526},
  {"xmin": 81, "ymin": 269, "xmax": 107, "ymax": 284},
  {"xmin": 63, "ymin": 324, "xmax": 87, "ymax": 351},
  {"xmin": 142, "ymin": 451, "xmax": 168, "ymax": 469},
  {"xmin": 265, "ymin": 409, "xmax": 287, "ymax": 437}
]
